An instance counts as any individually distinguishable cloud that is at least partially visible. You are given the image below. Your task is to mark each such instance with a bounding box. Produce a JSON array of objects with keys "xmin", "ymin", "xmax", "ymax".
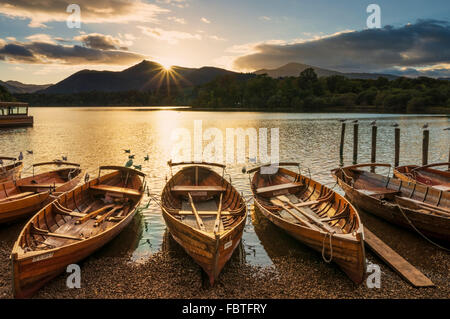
[
  {"xmin": 157, "ymin": 0, "xmax": 189, "ymax": 8},
  {"xmin": 201, "ymin": 17, "xmax": 211, "ymax": 24},
  {"xmin": 209, "ymin": 35, "xmax": 227, "ymax": 41},
  {"xmin": 168, "ymin": 16, "xmax": 186, "ymax": 24},
  {"xmin": 233, "ymin": 20, "xmax": 450, "ymax": 76},
  {"xmin": 138, "ymin": 26, "xmax": 201, "ymax": 44},
  {"xmin": 0, "ymin": 0, "xmax": 168, "ymax": 28},
  {"xmin": 259, "ymin": 16, "xmax": 271, "ymax": 21},
  {"xmin": 26, "ymin": 34, "xmax": 55, "ymax": 44},
  {"xmin": 0, "ymin": 36, "xmax": 145, "ymax": 65},
  {"xmin": 74, "ymin": 33, "xmax": 130, "ymax": 50}
]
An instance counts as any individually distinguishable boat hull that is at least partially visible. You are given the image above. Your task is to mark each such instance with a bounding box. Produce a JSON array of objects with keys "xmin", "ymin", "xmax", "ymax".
[
  {"xmin": 162, "ymin": 207, "xmax": 247, "ymax": 285},
  {"xmin": 254, "ymin": 199, "xmax": 366, "ymax": 284},
  {"xmin": 0, "ymin": 162, "xmax": 23, "ymax": 183},
  {"xmin": 336, "ymin": 177, "xmax": 450, "ymax": 242},
  {"xmin": 0, "ymin": 172, "xmax": 83, "ymax": 224}
]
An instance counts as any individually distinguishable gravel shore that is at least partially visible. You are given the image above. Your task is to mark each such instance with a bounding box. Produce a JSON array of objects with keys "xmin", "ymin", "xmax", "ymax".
[{"xmin": 0, "ymin": 209, "xmax": 449, "ymax": 299}]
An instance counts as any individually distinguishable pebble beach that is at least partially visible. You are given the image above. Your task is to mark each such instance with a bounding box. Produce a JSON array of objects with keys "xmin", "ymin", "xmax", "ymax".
[{"xmin": 0, "ymin": 207, "xmax": 448, "ymax": 299}]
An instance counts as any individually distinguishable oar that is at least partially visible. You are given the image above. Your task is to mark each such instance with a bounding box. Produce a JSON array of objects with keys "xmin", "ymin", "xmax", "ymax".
[
  {"xmin": 270, "ymin": 198, "xmax": 321, "ymax": 231},
  {"xmin": 75, "ymin": 204, "xmax": 115, "ymax": 224},
  {"xmin": 213, "ymin": 193, "xmax": 223, "ymax": 234},
  {"xmin": 188, "ymin": 193, "xmax": 206, "ymax": 231},
  {"xmin": 94, "ymin": 205, "xmax": 124, "ymax": 227},
  {"xmin": 276, "ymin": 195, "xmax": 335, "ymax": 232}
]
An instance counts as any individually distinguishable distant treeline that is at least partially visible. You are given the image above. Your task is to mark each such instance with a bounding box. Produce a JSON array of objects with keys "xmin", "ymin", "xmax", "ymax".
[
  {"xmin": 0, "ymin": 84, "xmax": 15, "ymax": 102},
  {"xmin": 9, "ymin": 68, "xmax": 450, "ymax": 112}
]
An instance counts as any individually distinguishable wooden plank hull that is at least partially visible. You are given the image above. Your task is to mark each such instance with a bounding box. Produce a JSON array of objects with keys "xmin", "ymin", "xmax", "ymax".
[
  {"xmin": 336, "ymin": 177, "xmax": 450, "ymax": 242},
  {"xmin": 254, "ymin": 199, "xmax": 366, "ymax": 284},
  {"xmin": 0, "ymin": 162, "xmax": 23, "ymax": 183},
  {"xmin": 11, "ymin": 169, "xmax": 144, "ymax": 298},
  {"xmin": 394, "ymin": 165, "xmax": 450, "ymax": 191},
  {"xmin": 0, "ymin": 170, "xmax": 83, "ymax": 224},
  {"xmin": 11, "ymin": 204, "xmax": 137, "ymax": 298},
  {"xmin": 162, "ymin": 207, "xmax": 246, "ymax": 285}
]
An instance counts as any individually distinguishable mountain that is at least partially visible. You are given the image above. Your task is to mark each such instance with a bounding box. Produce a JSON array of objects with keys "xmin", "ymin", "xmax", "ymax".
[
  {"xmin": 255, "ymin": 62, "xmax": 398, "ymax": 80},
  {"xmin": 0, "ymin": 80, "xmax": 52, "ymax": 93},
  {"xmin": 40, "ymin": 60, "xmax": 252, "ymax": 94}
]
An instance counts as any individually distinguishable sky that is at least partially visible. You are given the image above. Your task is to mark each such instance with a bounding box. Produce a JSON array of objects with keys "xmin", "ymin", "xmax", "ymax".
[{"xmin": 0, "ymin": 0, "xmax": 449, "ymax": 84}]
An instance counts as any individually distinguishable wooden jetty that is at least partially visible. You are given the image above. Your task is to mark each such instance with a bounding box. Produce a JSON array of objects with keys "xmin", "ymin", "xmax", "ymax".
[{"xmin": 0, "ymin": 102, "xmax": 33, "ymax": 128}]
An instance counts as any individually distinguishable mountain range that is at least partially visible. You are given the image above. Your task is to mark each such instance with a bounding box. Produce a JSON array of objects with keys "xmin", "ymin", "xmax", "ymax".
[
  {"xmin": 1, "ymin": 61, "xmax": 401, "ymax": 95},
  {"xmin": 255, "ymin": 62, "xmax": 398, "ymax": 80},
  {"xmin": 0, "ymin": 80, "xmax": 52, "ymax": 93},
  {"xmin": 39, "ymin": 61, "xmax": 252, "ymax": 94}
]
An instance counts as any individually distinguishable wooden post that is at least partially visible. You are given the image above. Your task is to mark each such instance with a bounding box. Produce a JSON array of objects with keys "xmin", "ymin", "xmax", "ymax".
[
  {"xmin": 353, "ymin": 123, "xmax": 358, "ymax": 164},
  {"xmin": 339, "ymin": 122, "xmax": 346, "ymax": 160},
  {"xmin": 371, "ymin": 125, "xmax": 377, "ymax": 172},
  {"xmin": 422, "ymin": 130, "xmax": 429, "ymax": 166},
  {"xmin": 394, "ymin": 128, "xmax": 400, "ymax": 168}
]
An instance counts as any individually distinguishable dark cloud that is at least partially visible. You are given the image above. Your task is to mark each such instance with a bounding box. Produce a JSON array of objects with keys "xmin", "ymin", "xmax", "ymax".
[
  {"xmin": 0, "ymin": 0, "xmax": 168, "ymax": 27},
  {"xmin": 75, "ymin": 33, "xmax": 127, "ymax": 51},
  {"xmin": 233, "ymin": 20, "xmax": 450, "ymax": 75},
  {"xmin": 0, "ymin": 40, "xmax": 144, "ymax": 65}
]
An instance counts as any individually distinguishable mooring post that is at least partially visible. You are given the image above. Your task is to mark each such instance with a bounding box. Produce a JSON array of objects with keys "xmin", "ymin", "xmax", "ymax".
[
  {"xmin": 394, "ymin": 127, "xmax": 400, "ymax": 168},
  {"xmin": 339, "ymin": 122, "xmax": 346, "ymax": 160},
  {"xmin": 353, "ymin": 122, "xmax": 359, "ymax": 165},
  {"xmin": 371, "ymin": 125, "xmax": 377, "ymax": 172},
  {"xmin": 422, "ymin": 129, "xmax": 429, "ymax": 166}
]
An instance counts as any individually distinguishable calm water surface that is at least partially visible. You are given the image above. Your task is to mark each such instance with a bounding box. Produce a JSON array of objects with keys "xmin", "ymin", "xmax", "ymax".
[{"xmin": 0, "ymin": 107, "xmax": 448, "ymax": 266}]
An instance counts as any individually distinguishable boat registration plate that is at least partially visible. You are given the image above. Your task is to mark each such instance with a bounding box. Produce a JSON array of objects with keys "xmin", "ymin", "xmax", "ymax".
[
  {"xmin": 224, "ymin": 240, "xmax": 233, "ymax": 250},
  {"xmin": 32, "ymin": 252, "xmax": 54, "ymax": 262}
]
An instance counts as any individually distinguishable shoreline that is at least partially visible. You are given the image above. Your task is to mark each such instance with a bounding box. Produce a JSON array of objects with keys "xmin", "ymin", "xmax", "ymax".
[{"xmin": 1, "ymin": 209, "xmax": 449, "ymax": 299}]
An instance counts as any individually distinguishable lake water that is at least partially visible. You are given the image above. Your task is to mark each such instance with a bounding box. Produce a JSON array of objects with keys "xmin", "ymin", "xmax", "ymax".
[{"xmin": 0, "ymin": 107, "xmax": 449, "ymax": 266}]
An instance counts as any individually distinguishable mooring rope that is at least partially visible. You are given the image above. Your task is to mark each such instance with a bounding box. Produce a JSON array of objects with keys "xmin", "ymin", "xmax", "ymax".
[{"xmin": 322, "ymin": 231, "xmax": 336, "ymax": 263}]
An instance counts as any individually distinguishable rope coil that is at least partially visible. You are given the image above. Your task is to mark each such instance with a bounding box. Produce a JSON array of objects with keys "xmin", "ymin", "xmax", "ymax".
[{"xmin": 322, "ymin": 231, "xmax": 336, "ymax": 263}]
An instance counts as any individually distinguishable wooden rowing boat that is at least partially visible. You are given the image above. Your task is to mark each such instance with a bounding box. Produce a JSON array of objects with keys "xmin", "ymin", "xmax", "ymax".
[
  {"xmin": 248, "ymin": 163, "xmax": 366, "ymax": 284},
  {"xmin": 11, "ymin": 166, "xmax": 146, "ymax": 298},
  {"xmin": 161, "ymin": 161, "xmax": 247, "ymax": 285},
  {"xmin": 332, "ymin": 163, "xmax": 450, "ymax": 242},
  {"xmin": 0, "ymin": 161, "xmax": 84, "ymax": 224},
  {"xmin": 395, "ymin": 163, "xmax": 450, "ymax": 192},
  {"xmin": 0, "ymin": 157, "xmax": 23, "ymax": 183}
]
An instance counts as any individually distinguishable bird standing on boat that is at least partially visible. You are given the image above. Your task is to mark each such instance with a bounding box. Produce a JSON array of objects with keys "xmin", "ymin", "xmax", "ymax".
[
  {"xmin": 18, "ymin": 152, "xmax": 23, "ymax": 161},
  {"xmin": 125, "ymin": 159, "xmax": 133, "ymax": 168},
  {"xmin": 133, "ymin": 165, "xmax": 142, "ymax": 171},
  {"xmin": 124, "ymin": 149, "xmax": 131, "ymax": 153},
  {"xmin": 144, "ymin": 155, "xmax": 149, "ymax": 161},
  {"xmin": 62, "ymin": 155, "xmax": 68, "ymax": 161},
  {"xmin": 26, "ymin": 150, "xmax": 33, "ymax": 154},
  {"xmin": 128, "ymin": 155, "xmax": 135, "ymax": 159}
]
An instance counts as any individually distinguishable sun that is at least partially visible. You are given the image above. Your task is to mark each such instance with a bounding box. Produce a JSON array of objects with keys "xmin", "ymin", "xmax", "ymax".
[{"xmin": 160, "ymin": 62, "xmax": 172, "ymax": 71}]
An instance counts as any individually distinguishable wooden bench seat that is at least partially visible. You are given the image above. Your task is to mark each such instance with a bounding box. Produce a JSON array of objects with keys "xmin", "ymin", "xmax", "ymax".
[
  {"xmin": 171, "ymin": 185, "xmax": 226, "ymax": 196},
  {"xmin": 19, "ymin": 183, "xmax": 63, "ymax": 190},
  {"xmin": 432, "ymin": 185, "xmax": 450, "ymax": 192},
  {"xmin": 256, "ymin": 182, "xmax": 303, "ymax": 196},
  {"xmin": 90, "ymin": 184, "xmax": 141, "ymax": 197}
]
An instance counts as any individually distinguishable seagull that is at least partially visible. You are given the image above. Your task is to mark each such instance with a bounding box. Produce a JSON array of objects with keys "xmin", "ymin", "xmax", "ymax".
[
  {"xmin": 351, "ymin": 120, "xmax": 358, "ymax": 123},
  {"xmin": 26, "ymin": 150, "xmax": 33, "ymax": 154},
  {"xmin": 133, "ymin": 165, "xmax": 142, "ymax": 171},
  {"xmin": 370, "ymin": 120, "xmax": 377, "ymax": 126},
  {"xmin": 18, "ymin": 152, "xmax": 23, "ymax": 161},
  {"xmin": 128, "ymin": 155, "xmax": 135, "ymax": 159},
  {"xmin": 339, "ymin": 119, "xmax": 347, "ymax": 123},
  {"xmin": 444, "ymin": 127, "xmax": 450, "ymax": 131},
  {"xmin": 144, "ymin": 155, "xmax": 149, "ymax": 161},
  {"xmin": 62, "ymin": 155, "xmax": 68, "ymax": 161},
  {"xmin": 242, "ymin": 167, "xmax": 247, "ymax": 174},
  {"xmin": 391, "ymin": 123, "xmax": 399, "ymax": 128},
  {"xmin": 125, "ymin": 159, "xmax": 133, "ymax": 168},
  {"xmin": 124, "ymin": 149, "xmax": 131, "ymax": 153},
  {"xmin": 422, "ymin": 123, "xmax": 429, "ymax": 129}
]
